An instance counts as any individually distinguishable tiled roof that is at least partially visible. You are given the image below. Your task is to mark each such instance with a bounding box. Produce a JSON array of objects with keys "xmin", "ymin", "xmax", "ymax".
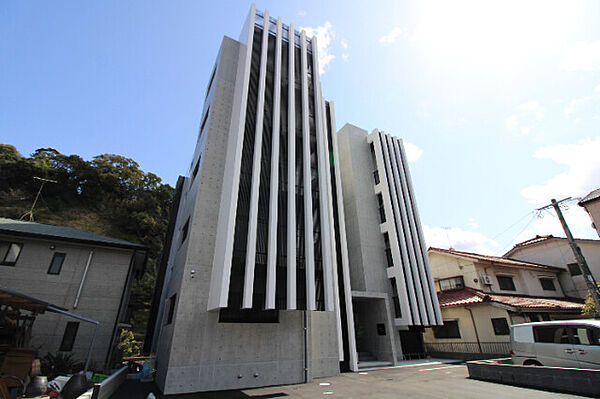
[
  {"xmin": 580, "ymin": 188, "xmax": 600, "ymax": 205},
  {"xmin": 437, "ymin": 287, "xmax": 583, "ymax": 311},
  {"xmin": 428, "ymin": 247, "xmax": 561, "ymax": 271},
  {"xmin": 0, "ymin": 218, "xmax": 146, "ymax": 250},
  {"xmin": 503, "ymin": 235, "xmax": 600, "ymax": 257},
  {"xmin": 511, "ymin": 235, "xmax": 554, "ymax": 248}
]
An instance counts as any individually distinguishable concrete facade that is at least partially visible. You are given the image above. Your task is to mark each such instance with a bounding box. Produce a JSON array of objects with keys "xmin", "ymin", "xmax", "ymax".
[{"xmin": 0, "ymin": 222, "xmax": 145, "ymax": 369}]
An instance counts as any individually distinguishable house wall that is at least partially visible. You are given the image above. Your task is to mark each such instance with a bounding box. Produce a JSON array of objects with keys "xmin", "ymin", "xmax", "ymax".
[
  {"xmin": 428, "ymin": 252, "xmax": 563, "ymax": 297},
  {"xmin": 581, "ymin": 200, "xmax": 600, "ymax": 238},
  {"xmin": 0, "ymin": 234, "xmax": 134, "ymax": 368},
  {"xmin": 507, "ymin": 240, "xmax": 600, "ymax": 298}
]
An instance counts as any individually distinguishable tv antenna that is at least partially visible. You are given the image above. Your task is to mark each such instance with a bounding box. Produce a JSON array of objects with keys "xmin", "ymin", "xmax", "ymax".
[{"xmin": 20, "ymin": 176, "xmax": 57, "ymax": 222}]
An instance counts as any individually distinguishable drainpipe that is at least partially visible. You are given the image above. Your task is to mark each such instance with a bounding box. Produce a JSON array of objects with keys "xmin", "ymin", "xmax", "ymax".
[
  {"xmin": 304, "ymin": 310, "xmax": 309, "ymax": 383},
  {"xmin": 74, "ymin": 251, "xmax": 94, "ymax": 309},
  {"xmin": 466, "ymin": 307, "xmax": 482, "ymax": 353}
]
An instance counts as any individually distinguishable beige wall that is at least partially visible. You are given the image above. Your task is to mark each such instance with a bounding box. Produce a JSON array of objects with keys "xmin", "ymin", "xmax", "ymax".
[
  {"xmin": 582, "ymin": 200, "xmax": 600, "ymax": 238},
  {"xmin": 423, "ymin": 304, "xmax": 511, "ymax": 344},
  {"xmin": 0, "ymin": 233, "xmax": 134, "ymax": 368},
  {"xmin": 428, "ymin": 251, "xmax": 563, "ymax": 298},
  {"xmin": 508, "ymin": 239, "xmax": 600, "ymax": 298}
]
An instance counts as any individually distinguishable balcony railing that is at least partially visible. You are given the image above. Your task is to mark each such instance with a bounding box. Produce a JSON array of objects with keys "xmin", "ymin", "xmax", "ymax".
[{"xmin": 424, "ymin": 341, "xmax": 510, "ymax": 355}]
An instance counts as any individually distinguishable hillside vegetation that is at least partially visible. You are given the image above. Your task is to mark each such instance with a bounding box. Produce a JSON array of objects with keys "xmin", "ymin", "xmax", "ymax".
[{"xmin": 0, "ymin": 143, "xmax": 174, "ymax": 338}]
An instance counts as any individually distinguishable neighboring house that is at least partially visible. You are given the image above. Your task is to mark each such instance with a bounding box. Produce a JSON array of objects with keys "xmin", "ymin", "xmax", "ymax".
[
  {"xmin": 424, "ymin": 247, "xmax": 583, "ymax": 358},
  {"xmin": 504, "ymin": 235, "xmax": 600, "ymax": 299},
  {"xmin": 579, "ymin": 188, "xmax": 600, "ymax": 238},
  {"xmin": 0, "ymin": 218, "xmax": 146, "ymax": 369}
]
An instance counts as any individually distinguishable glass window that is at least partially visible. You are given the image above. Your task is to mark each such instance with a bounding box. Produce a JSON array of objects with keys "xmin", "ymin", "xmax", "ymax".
[
  {"xmin": 377, "ymin": 193, "xmax": 385, "ymax": 223},
  {"xmin": 438, "ymin": 276, "xmax": 465, "ymax": 292},
  {"xmin": 533, "ymin": 326, "xmax": 570, "ymax": 344},
  {"xmin": 539, "ymin": 278, "xmax": 556, "ymax": 291},
  {"xmin": 497, "ymin": 275, "xmax": 516, "ymax": 291},
  {"xmin": 567, "ymin": 262, "xmax": 582, "ymax": 276},
  {"xmin": 491, "ymin": 318, "xmax": 510, "ymax": 335},
  {"xmin": 1, "ymin": 242, "xmax": 23, "ymax": 266},
  {"xmin": 47, "ymin": 253, "xmax": 66, "ymax": 275},
  {"xmin": 180, "ymin": 217, "xmax": 190, "ymax": 246},
  {"xmin": 60, "ymin": 322, "xmax": 79, "ymax": 351},
  {"xmin": 166, "ymin": 294, "xmax": 177, "ymax": 325},
  {"xmin": 433, "ymin": 320, "xmax": 461, "ymax": 339},
  {"xmin": 571, "ymin": 327, "xmax": 600, "ymax": 346}
]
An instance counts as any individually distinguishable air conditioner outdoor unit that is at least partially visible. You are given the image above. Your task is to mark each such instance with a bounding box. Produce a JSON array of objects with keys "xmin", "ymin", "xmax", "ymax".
[{"xmin": 482, "ymin": 275, "xmax": 493, "ymax": 285}]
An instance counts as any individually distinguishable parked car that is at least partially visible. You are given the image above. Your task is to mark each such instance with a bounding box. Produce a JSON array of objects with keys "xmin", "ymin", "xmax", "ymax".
[{"xmin": 510, "ymin": 319, "xmax": 600, "ymax": 369}]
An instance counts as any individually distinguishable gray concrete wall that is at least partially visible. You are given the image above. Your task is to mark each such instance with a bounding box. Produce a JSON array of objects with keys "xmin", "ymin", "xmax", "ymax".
[
  {"xmin": 153, "ymin": 36, "xmax": 339, "ymax": 395},
  {"xmin": 0, "ymin": 233, "xmax": 134, "ymax": 368}
]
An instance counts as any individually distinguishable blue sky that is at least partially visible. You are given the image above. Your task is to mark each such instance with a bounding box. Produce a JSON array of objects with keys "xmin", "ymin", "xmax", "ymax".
[{"xmin": 2, "ymin": 0, "xmax": 600, "ymax": 254}]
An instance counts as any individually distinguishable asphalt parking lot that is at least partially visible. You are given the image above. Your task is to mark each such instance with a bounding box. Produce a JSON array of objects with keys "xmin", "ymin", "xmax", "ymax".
[
  {"xmin": 233, "ymin": 363, "xmax": 589, "ymax": 399},
  {"xmin": 114, "ymin": 361, "xmax": 591, "ymax": 399}
]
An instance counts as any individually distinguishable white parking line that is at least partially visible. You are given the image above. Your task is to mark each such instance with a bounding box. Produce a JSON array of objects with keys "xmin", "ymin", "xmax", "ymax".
[{"xmin": 418, "ymin": 365, "xmax": 463, "ymax": 372}]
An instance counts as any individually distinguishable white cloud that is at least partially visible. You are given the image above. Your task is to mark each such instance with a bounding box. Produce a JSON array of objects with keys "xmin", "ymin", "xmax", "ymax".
[
  {"xmin": 379, "ymin": 27, "xmax": 406, "ymax": 44},
  {"xmin": 595, "ymin": 84, "xmax": 600, "ymax": 93},
  {"xmin": 561, "ymin": 41, "xmax": 600, "ymax": 71},
  {"xmin": 423, "ymin": 225, "xmax": 499, "ymax": 255},
  {"xmin": 403, "ymin": 141, "xmax": 423, "ymax": 162},
  {"xmin": 505, "ymin": 101, "xmax": 545, "ymax": 135},
  {"xmin": 564, "ymin": 97, "xmax": 589, "ymax": 118},
  {"xmin": 299, "ymin": 22, "xmax": 335, "ymax": 74},
  {"xmin": 468, "ymin": 218, "xmax": 479, "ymax": 230},
  {"xmin": 519, "ymin": 101, "xmax": 545, "ymax": 120},
  {"xmin": 521, "ymin": 137, "xmax": 600, "ymax": 205},
  {"xmin": 342, "ymin": 54, "xmax": 349, "ymax": 62},
  {"xmin": 341, "ymin": 39, "xmax": 348, "ymax": 49}
]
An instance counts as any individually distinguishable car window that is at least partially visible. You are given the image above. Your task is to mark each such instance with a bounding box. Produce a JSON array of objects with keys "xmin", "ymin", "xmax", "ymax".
[
  {"xmin": 533, "ymin": 326, "xmax": 570, "ymax": 344},
  {"xmin": 571, "ymin": 327, "xmax": 600, "ymax": 346}
]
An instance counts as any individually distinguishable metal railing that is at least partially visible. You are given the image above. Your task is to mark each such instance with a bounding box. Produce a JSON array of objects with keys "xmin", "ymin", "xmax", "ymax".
[{"xmin": 425, "ymin": 341, "xmax": 510, "ymax": 354}]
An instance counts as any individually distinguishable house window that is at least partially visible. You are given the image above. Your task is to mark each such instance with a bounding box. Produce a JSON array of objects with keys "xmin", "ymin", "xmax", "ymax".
[
  {"xmin": 438, "ymin": 276, "xmax": 465, "ymax": 292},
  {"xmin": 567, "ymin": 262, "xmax": 582, "ymax": 276},
  {"xmin": 491, "ymin": 318, "xmax": 510, "ymax": 335},
  {"xmin": 1, "ymin": 242, "xmax": 23, "ymax": 266},
  {"xmin": 60, "ymin": 322, "xmax": 79, "ymax": 351},
  {"xmin": 539, "ymin": 278, "xmax": 556, "ymax": 291},
  {"xmin": 497, "ymin": 275, "xmax": 516, "ymax": 291},
  {"xmin": 180, "ymin": 217, "xmax": 190, "ymax": 246},
  {"xmin": 166, "ymin": 294, "xmax": 177, "ymax": 325},
  {"xmin": 433, "ymin": 320, "xmax": 461, "ymax": 339},
  {"xmin": 47, "ymin": 253, "xmax": 66, "ymax": 275}
]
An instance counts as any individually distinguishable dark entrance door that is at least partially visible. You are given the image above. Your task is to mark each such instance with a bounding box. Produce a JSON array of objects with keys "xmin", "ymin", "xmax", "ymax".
[{"xmin": 399, "ymin": 326, "xmax": 425, "ymax": 360}]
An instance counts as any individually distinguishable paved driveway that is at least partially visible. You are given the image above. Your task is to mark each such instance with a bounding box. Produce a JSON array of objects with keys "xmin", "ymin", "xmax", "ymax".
[
  {"xmin": 237, "ymin": 363, "xmax": 587, "ymax": 399},
  {"xmin": 113, "ymin": 363, "xmax": 588, "ymax": 399}
]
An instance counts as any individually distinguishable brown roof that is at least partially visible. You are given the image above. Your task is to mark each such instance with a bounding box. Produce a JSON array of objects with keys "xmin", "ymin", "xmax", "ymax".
[
  {"xmin": 580, "ymin": 188, "xmax": 600, "ymax": 205},
  {"xmin": 503, "ymin": 235, "xmax": 600, "ymax": 257},
  {"xmin": 437, "ymin": 287, "xmax": 583, "ymax": 311},
  {"xmin": 428, "ymin": 247, "xmax": 562, "ymax": 271}
]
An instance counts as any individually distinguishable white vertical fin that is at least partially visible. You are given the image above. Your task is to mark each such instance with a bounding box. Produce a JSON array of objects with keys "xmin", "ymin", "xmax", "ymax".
[
  {"xmin": 242, "ymin": 10, "xmax": 270, "ymax": 309},
  {"xmin": 265, "ymin": 17, "xmax": 283, "ymax": 310},
  {"xmin": 286, "ymin": 23, "xmax": 297, "ymax": 310}
]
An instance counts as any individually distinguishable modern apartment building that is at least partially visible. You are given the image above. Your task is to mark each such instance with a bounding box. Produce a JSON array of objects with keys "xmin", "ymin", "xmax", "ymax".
[{"xmin": 149, "ymin": 5, "xmax": 441, "ymax": 394}]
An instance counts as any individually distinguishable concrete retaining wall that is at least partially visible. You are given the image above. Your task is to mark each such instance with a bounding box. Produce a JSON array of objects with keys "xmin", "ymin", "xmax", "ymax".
[{"xmin": 467, "ymin": 358, "xmax": 600, "ymax": 397}]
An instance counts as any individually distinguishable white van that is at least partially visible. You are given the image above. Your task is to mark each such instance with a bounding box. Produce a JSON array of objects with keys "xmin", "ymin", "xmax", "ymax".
[{"xmin": 510, "ymin": 319, "xmax": 600, "ymax": 369}]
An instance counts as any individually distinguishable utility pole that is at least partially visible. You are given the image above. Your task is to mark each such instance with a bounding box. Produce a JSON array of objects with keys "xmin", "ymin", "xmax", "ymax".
[
  {"xmin": 20, "ymin": 176, "xmax": 57, "ymax": 222},
  {"xmin": 537, "ymin": 198, "xmax": 600, "ymax": 315}
]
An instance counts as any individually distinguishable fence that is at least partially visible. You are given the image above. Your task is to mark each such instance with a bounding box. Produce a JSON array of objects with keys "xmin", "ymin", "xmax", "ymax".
[{"xmin": 425, "ymin": 341, "xmax": 510, "ymax": 355}]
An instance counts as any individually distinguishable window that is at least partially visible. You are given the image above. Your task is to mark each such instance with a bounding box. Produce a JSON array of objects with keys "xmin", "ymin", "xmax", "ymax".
[
  {"xmin": 377, "ymin": 193, "xmax": 386, "ymax": 223},
  {"xmin": 390, "ymin": 278, "xmax": 402, "ymax": 318},
  {"xmin": 180, "ymin": 217, "xmax": 190, "ymax": 246},
  {"xmin": 192, "ymin": 156, "xmax": 201, "ymax": 180},
  {"xmin": 1, "ymin": 242, "xmax": 23, "ymax": 266},
  {"xmin": 218, "ymin": 308, "xmax": 279, "ymax": 323},
  {"xmin": 384, "ymin": 233, "xmax": 393, "ymax": 267},
  {"xmin": 491, "ymin": 318, "xmax": 510, "ymax": 335},
  {"xmin": 571, "ymin": 327, "xmax": 600, "ymax": 346},
  {"xmin": 433, "ymin": 320, "xmax": 461, "ymax": 339},
  {"xmin": 166, "ymin": 294, "xmax": 177, "ymax": 325},
  {"xmin": 567, "ymin": 262, "xmax": 582, "ymax": 276},
  {"xmin": 205, "ymin": 66, "xmax": 216, "ymax": 97},
  {"xmin": 539, "ymin": 278, "xmax": 556, "ymax": 291},
  {"xmin": 47, "ymin": 253, "xmax": 66, "ymax": 275},
  {"xmin": 497, "ymin": 275, "xmax": 516, "ymax": 291},
  {"xmin": 60, "ymin": 322, "xmax": 79, "ymax": 351},
  {"xmin": 199, "ymin": 106, "xmax": 211, "ymax": 134},
  {"xmin": 533, "ymin": 326, "xmax": 570, "ymax": 344},
  {"xmin": 373, "ymin": 170, "xmax": 380, "ymax": 185},
  {"xmin": 438, "ymin": 276, "xmax": 465, "ymax": 292}
]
